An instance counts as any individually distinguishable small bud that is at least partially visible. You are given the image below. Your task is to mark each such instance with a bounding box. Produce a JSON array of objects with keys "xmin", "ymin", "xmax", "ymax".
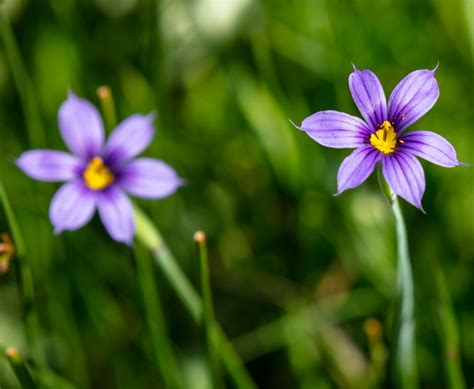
[
  {"xmin": 5, "ymin": 347, "xmax": 20, "ymax": 362},
  {"xmin": 193, "ymin": 230, "xmax": 206, "ymax": 245},
  {"xmin": 97, "ymin": 85, "xmax": 112, "ymax": 100},
  {"xmin": 0, "ymin": 260, "xmax": 9, "ymax": 275},
  {"xmin": 363, "ymin": 318, "xmax": 382, "ymax": 339}
]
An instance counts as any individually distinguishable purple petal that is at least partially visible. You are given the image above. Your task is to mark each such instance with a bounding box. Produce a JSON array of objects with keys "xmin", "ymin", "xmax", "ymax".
[
  {"xmin": 58, "ymin": 92, "xmax": 105, "ymax": 159},
  {"xmin": 118, "ymin": 158, "xmax": 183, "ymax": 199},
  {"xmin": 349, "ymin": 66, "xmax": 387, "ymax": 131},
  {"xmin": 97, "ymin": 186, "xmax": 135, "ymax": 245},
  {"xmin": 336, "ymin": 145, "xmax": 382, "ymax": 194},
  {"xmin": 382, "ymin": 152, "xmax": 425, "ymax": 210},
  {"xmin": 16, "ymin": 150, "xmax": 81, "ymax": 182},
  {"xmin": 104, "ymin": 113, "xmax": 155, "ymax": 165},
  {"xmin": 49, "ymin": 181, "xmax": 96, "ymax": 233},
  {"xmin": 388, "ymin": 68, "xmax": 439, "ymax": 133},
  {"xmin": 399, "ymin": 131, "xmax": 463, "ymax": 167},
  {"xmin": 299, "ymin": 110, "xmax": 371, "ymax": 148}
]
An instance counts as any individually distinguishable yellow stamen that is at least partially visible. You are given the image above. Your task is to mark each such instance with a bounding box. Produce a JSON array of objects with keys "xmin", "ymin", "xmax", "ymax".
[
  {"xmin": 83, "ymin": 157, "xmax": 114, "ymax": 190},
  {"xmin": 370, "ymin": 121, "xmax": 398, "ymax": 154}
]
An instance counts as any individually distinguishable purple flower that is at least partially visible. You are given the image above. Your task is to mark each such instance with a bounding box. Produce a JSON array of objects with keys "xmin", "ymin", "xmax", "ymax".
[
  {"xmin": 297, "ymin": 65, "xmax": 465, "ymax": 210},
  {"xmin": 17, "ymin": 92, "xmax": 184, "ymax": 245}
]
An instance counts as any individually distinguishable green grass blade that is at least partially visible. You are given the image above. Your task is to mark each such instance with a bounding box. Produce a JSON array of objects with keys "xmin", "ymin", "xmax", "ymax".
[
  {"xmin": 432, "ymin": 260, "xmax": 466, "ymax": 389},
  {"xmin": 133, "ymin": 242, "xmax": 183, "ymax": 388},
  {"xmin": 0, "ymin": 183, "xmax": 46, "ymax": 371},
  {"xmin": 0, "ymin": 9, "xmax": 45, "ymax": 147}
]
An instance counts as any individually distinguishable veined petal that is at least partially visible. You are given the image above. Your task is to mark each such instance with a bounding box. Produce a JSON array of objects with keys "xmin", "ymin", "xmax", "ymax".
[
  {"xmin": 49, "ymin": 181, "xmax": 96, "ymax": 233},
  {"xmin": 399, "ymin": 131, "xmax": 463, "ymax": 167},
  {"xmin": 349, "ymin": 67, "xmax": 387, "ymax": 131},
  {"xmin": 58, "ymin": 92, "xmax": 105, "ymax": 159},
  {"xmin": 382, "ymin": 152, "xmax": 425, "ymax": 210},
  {"xmin": 17, "ymin": 150, "xmax": 81, "ymax": 182},
  {"xmin": 119, "ymin": 158, "xmax": 184, "ymax": 199},
  {"xmin": 388, "ymin": 68, "xmax": 439, "ymax": 133},
  {"xmin": 336, "ymin": 145, "xmax": 382, "ymax": 194},
  {"xmin": 104, "ymin": 113, "xmax": 155, "ymax": 166},
  {"xmin": 299, "ymin": 110, "xmax": 371, "ymax": 148},
  {"xmin": 97, "ymin": 186, "xmax": 135, "ymax": 245}
]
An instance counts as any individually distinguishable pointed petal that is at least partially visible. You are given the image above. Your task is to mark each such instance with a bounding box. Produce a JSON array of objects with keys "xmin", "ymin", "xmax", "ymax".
[
  {"xmin": 349, "ymin": 67, "xmax": 387, "ymax": 131},
  {"xmin": 299, "ymin": 110, "xmax": 371, "ymax": 148},
  {"xmin": 49, "ymin": 181, "xmax": 96, "ymax": 233},
  {"xmin": 104, "ymin": 113, "xmax": 155, "ymax": 166},
  {"xmin": 336, "ymin": 145, "xmax": 382, "ymax": 194},
  {"xmin": 119, "ymin": 158, "xmax": 184, "ymax": 199},
  {"xmin": 388, "ymin": 69, "xmax": 439, "ymax": 132},
  {"xmin": 58, "ymin": 92, "xmax": 105, "ymax": 159},
  {"xmin": 97, "ymin": 186, "xmax": 135, "ymax": 245},
  {"xmin": 382, "ymin": 152, "xmax": 425, "ymax": 209},
  {"xmin": 399, "ymin": 131, "xmax": 463, "ymax": 167},
  {"xmin": 16, "ymin": 150, "xmax": 81, "ymax": 182}
]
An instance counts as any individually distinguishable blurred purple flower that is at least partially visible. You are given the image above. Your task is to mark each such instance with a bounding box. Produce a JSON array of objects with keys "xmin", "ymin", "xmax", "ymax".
[
  {"xmin": 17, "ymin": 92, "xmax": 184, "ymax": 245},
  {"xmin": 297, "ymin": 65, "xmax": 465, "ymax": 210}
]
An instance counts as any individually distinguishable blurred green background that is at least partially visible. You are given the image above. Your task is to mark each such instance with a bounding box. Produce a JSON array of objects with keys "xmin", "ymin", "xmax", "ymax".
[{"xmin": 0, "ymin": 0, "xmax": 473, "ymax": 387}]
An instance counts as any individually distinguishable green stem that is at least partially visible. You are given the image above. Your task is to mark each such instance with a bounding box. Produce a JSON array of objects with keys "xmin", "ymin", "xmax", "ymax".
[
  {"xmin": 134, "ymin": 207, "xmax": 256, "ymax": 389},
  {"xmin": 133, "ymin": 243, "xmax": 183, "ymax": 388},
  {"xmin": 195, "ymin": 231, "xmax": 220, "ymax": 388},
  {"xmin": 390, "ymin": 192, "xmax": 418, "ymax": 389},
  {"xmin": 0, "ymin": 8, "xmax": 45, "ymax": 147},
  {"xmin": 135, "ymin": 206, "xmax": 202, "ymax": 321},
  {"xmin": 4, "ymin": 347, "xmax": 38, "ymax": 389},
  {"xmin": 0, "ymin": 184, "xmax": 46, "ymax": 371}
]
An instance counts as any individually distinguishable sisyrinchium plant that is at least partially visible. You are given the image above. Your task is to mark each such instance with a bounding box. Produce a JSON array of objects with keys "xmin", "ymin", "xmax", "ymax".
[
  {"xmin": 16, "ymin": 92, "xmax": 184, "ymax": 245},
  {"xmin": 294, "ymin": 65, "xmax": 467, "ymax": 387}
]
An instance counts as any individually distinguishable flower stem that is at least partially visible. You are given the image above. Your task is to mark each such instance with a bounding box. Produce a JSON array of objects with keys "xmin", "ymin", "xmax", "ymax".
[
  {"xmin": 133, "ymin": 243, "xmax": 183, "ymax": 388},
  {"xmin": 135, "ymin": 206, "xmax": 202, "ymax": 321},
  {"xmin": 3, "ymin": 346, "xmax": 38, "ymax": 389},
  {"xmin": 389, "ymin": 192, "xmax": 419, "ymax": 389},
  {"xmin": 134, "ymin": 206, "xmax": 256, "ymax": 389},
  {"xmin": 194, "ymin": 231, "xmax": 221, "ymax": 388}
]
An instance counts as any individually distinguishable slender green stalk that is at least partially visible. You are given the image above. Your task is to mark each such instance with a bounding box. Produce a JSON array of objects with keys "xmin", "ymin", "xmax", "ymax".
[
  {"xmin": 0, "ymin": 9, "xmax": 45, "ymax": 147},
  {"xmin": 133, "ymin": 243, "xmax": 183, "ymax": 388},
  {"xmin": 211, "ymin": 326, "xmax": 255, "ymax": 389},
  {"xmin": 432, "ymin": 260, "xmax": 466, "ymax": 389},
  {"xmin": 135, "ymin": 207, "xmax": 256, "ymax": 389},
  {"xmin": 195, "ymin": 231, "xmax": 220, "ymax": 388},
  {"xmin": 0, "ymin": 183, "xmax": 46, "ymax": 371},
  {"xmin": 135, "ymin": 206, "xmax": 202, "ymax": 321},
  {"xmin": 4, "ymin": 347, "xmax": 38, "ymax": 389},
  {"xmin": 96, "ymin": 86, "xmax": 117, "ymax": 133},
  {"xmin": 390, "ymin": 192, "xmax": 418, "ymax": 389}
]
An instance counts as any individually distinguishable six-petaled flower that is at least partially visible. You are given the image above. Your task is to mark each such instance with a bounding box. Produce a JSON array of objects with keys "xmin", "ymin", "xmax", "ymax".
[
  {"xmin": 17, "ymin": 92, "xmax": 184, "ymax": 245},
  {"xmin": 297, "ymin": 65, "xmax": 465, "ymax": 210}
]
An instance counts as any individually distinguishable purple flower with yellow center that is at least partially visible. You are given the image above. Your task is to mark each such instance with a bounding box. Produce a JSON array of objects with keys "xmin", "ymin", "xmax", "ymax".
[
  {"xmin": 16, "ymin": 92, "xmax": 184, "ymax": 245},
  {"xmin": 298, "ymin": 65, "xmax": 465, "ymax": 210}
]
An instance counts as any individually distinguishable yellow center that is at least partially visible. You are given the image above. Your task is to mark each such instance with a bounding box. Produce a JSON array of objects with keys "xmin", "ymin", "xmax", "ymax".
[
  {"xmin": 83, "ymin": 157, "xmax": 114, "ymax": 190},
  {"xmin": 369, "ymin": 121, "xmax": 402, "ymax": 155}
]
